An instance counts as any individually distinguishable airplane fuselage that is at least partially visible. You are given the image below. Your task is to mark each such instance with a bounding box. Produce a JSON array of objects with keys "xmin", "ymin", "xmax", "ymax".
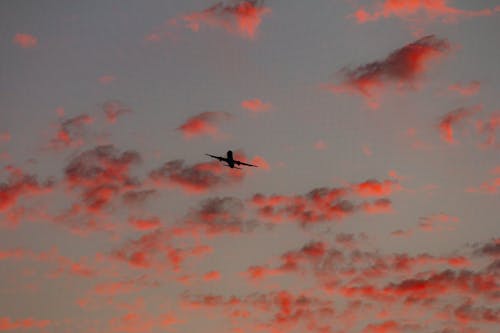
[{"xmin": 226, "ymin": 150, "xmax": 235, "ymax": 168}]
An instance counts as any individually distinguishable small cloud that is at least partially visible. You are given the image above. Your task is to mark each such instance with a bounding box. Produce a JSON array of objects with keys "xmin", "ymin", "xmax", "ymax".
[
  {"xmin": 350, "ymin": 1, "xmax": 499, "ymax": 24},
  {"xmin": 98, "ymin": 75, "xmax": 116, "ymax": 85},
  {"xmin": 448, "ymin": 81, "xmax": 480, "ymax": 96},
  {"xmin": 13, "ymin": 33, "xmax": 38, "ymax": 48},
  {"xmin": 182, "ymin": 0, "xmax": 271, "ymax": 39},
  {"xmin": 314, "ymin": 140, "xmax": 327, "ymax": 151},
  {"xmin": 438, "ymin": 105, "xmax": 481, "ymax": 144},
  {"xmin": 177, "ymin": 111, "xmax": 231, "ymax": 139},
  {"xmin": 323, "ymin": 35, "xmax": 450, "ymax": 108},
  {"xmin": 0, "ymin": 132, "xmax": 11, "ymax": 143},
  {"xmin": 103, "ymin": 100, "xmax": 131, "ymax": 124},
  {"xmin": 241, "ymin": 98, "xmax": 272, "ymax": 112}
]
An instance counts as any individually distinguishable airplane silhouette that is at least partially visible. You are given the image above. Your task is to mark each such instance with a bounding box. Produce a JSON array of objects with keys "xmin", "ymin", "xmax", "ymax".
[{"xmin": 206, "ymin": 150, "xmax": 258, "ymax": 169}]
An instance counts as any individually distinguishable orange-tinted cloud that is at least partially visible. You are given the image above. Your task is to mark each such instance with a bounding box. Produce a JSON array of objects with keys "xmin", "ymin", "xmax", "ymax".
[
  {"xmin": 12, "ymin": 33, "xmax": 38, "ymax": 48},
  {"xmin": 182, "ymin": 0, "xmax": 271, "ymax": 39},
  {"xmin": 324, "ymin": 35, "xmax": 450, "ymax": 107},
  {"xmin": 48, "ymin": 114, "xmax": 94, "ymax": 150},
  {"xmin": 0, "ymin": 165, "xmax": 54, "ymax": 214},
  {"xmin": 352, "ymin": 179, "xmax": 400, "ymax": 197},
  {"xmin": 438, "ymin": 105, "xmax": 481, "ymax": 144},
  {"xmin": 99, "ymin": 75, "xmax": 116, "ymax": 85},
  {"xmin": 252, "ymin": 179, "xmax": 397, "ymax": 225},
  {"xmin": 64, "ymin": 145, "xmax": 141, "ymax": 212},
  {"xmin": 184, "ymin": 196, "xmax": 250, "ymax": 235},
  {"xmin": 103, "ymin": 100, "xmax": 131, "ymax": 124},
  {"xmin": 203, "ymin": 270, "xmax": 221, "ymax": 281},
  {"xmin": 149, "ymin": 159, "xmax": 243, "ymax": 194},
  {"xmin": 0, "ymin": 132, "xmax": 11, "ymax": 143},
  {"xmin": 418, "ymin": 213, "xmax": 459, "ymax": 232},
  {"xmin": 129, "ymin": 216, "xmax": 161, "ymax": 231},
  {"xmin": 241, "ymin": 98, "xmax": 272, "ymax": 112},
  {"xmin": 0, "ymin": 317, "xmax": 50, "ymax": 330},
  {"xmin": 122, "ymin": 190, "xmax": 157, "ymax": 206},
  {"xmin": 177, "ymin": 111, "xmax": 231, "ymax": 139},
  {"xmin": 476, "ymin": 111, "xmax": 500, "ymax": 147},
  {"xmin": 351, "ymin": 1, "xmax": 499, "ymax": 24},
  {"xmin": 448, "ymin": 81, "xmax": 480, "ymax": 96}
]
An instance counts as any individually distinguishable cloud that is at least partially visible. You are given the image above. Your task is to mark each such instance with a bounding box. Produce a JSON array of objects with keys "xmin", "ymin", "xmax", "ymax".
[
  {"xmin": 122, "ymin": 190, "xmax": 157, "ymax": 206},
  {"xmin": 352, "ymin": 179, "xmax": 400, "ymax": 197},
  {"xmin": 324, "ymin": 35, "xmax": 450, "ymax": 107},
  {"xmin": 0, "ymin": 317, "xmax": 50, "ymax": 330},
  {"xmin": 48, "ymin": 114, "xmax": 94, "ymax": 150},
  {"xmin": 185, "ymin": 196, "xmax": 254, "ymax": 235},
  {"xmin": 12, "ymin": 33, "xmax": 38, "ymax": 48},
  {"xmin": 203, "ymin": 270, "xmax": 221, "ymax": 281},
  {"xmin": 129, "ymin": 216, "xmax": 161, "ymax": 231},
  {"xmin": 438, "ymin": 105, "xmax": 481, "ymax": 144},
  {"xmin": 468, "ymin": 173, "xmax": 500, "ymax": 195},
  {"xmin": 181, "ymin": 0, "xmax": 271, "ymax": 39},
  {"xmin": 0, "ymin": 132, "xmax": 11, "ymax": 143},
  {"xmin": 314, "ymin": 140, "xmax": 327, "ymax": 151},
  {"xmin": 448, "ymin": 81, "xmax": 480, "ymax": 96},
  {"xmin": 64, "ymin": 145, "xmax": 141, "ymax": 212},
  {"xmin": 418, "ymin": 213, "xmax": 459, "ymax": 232},
  {"xmin": 0, "ymin": 165, "xmax": 54, "ymax": 214},
  {"xmin": 474, "ymin": 239, "xmax": 500, "ymax": 259},
  {"xmin": 112, "ymin": 229, "xmax": 212, "ymax": 271},
  {"xmin": 99, "ymin": 75, "xmax": 116, "ymax": 85},
  {"xmin": 350, "ymin": 1, "xmax": 499, "ymax": 24},
  {"xmin": 241, "ymin": 98, "xmax": 272, "ymax": 112},
  {"xmin": 149, "ymin": 159, "xmax": 244, "ymax": 194},
  {"xmin": 476, "ymin": 111, "xmax": 500, "ymax": 148},
  {"xmin": 177, "ymin": 111, "xmax": 231, "ymax": 139},
  {"xmin": 103, "ymin": 100, "xmax": 132, "ymax": 124},
  {"xmin": 251, "ymin": 179, "xmax": 397, "ymax": 225}
]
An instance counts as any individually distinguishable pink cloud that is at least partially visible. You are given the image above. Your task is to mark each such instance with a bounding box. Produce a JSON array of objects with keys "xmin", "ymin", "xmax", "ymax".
[
  {"xmin": 129, "ymin": 216, "xmax": 161, "ymax": 231},
  {"xmin": 99, "ymin": 75, "xmax": 116, "ymax": 85},
  {"xmin": 448, "ymin": 80, "xmax": 481, "ymax": 96},
  {"xmin": 351, "ymin": 1, "xmax": 499, "ymax": 24},
  {"xmin": 48, "ymin": 114, "xmax": 94, "ymax": 150},
  {"xmin": 12, "ymin": 33, "xmax": 38, "ymax": 48},
  {"xmin": 324, "ymin": 35, "xmax": 450, "ymax": 108},
  {"xmin": 418, "ymin": 213, "xmax": 459, "ymax": 232},
  {"xmin": 241, "ymin": 98, "xmax": 272, "ymax": 112},
  {"xmin": 0, "ymin": 317, "xmax": 50, "ymax": 330},
  {"xmin": 182, "ymin": 0, "xmax": 271, "ymax": 39},
  {"xmin": 438, "ymin": 105, "xmax": 481, "ymax": 144},
  {"xmin": 103, "ymin": 100, "xmax": 132, "ymax": 124},
  {"xmin": 0, "ymin": 132, "xmax": 11, "ymax": 143},
  {"xmin": 203, "ymin": 270, "xmax": 221, "ymax": 281},
  {"xmin": 314, "ymin": 140, "xmax": 327, "ymax": 151},
  {"xmin": 149, "ymin": 159, "xmax": 244, "ymax": 194},
  {"xmin": 476, "ymin": 111, "xmax": 500, "ymax": 147},
  {"xmin": 0, "ymin": 165, "xmax": 54, "ymax": 214},
  {"xmin": 177, "ymin": 111, "xmax": 231, "ymax": 139},
  {"xmin": 352, "ymin": 179, "xmax": 400, "ymax": 197},
  {"xmin": 64, "ymin": 145, "xmax": 141, "ymax": 213}
]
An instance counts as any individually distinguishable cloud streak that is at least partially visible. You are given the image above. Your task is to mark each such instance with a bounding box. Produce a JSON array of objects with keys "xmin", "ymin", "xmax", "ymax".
[{"xmin": 324, "ymin": 35, "xmax": 450, "ymax": 107}]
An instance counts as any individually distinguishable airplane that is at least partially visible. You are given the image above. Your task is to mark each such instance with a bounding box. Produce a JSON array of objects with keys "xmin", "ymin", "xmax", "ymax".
[{"xmin": 205, "ymin": 150, "xmax": 258, "ymax": 169}]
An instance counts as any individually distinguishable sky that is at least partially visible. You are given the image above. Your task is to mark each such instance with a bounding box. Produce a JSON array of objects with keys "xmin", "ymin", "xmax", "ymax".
[{"xmin": 0, "ymin": 0, "xmax": 499, "ymax": 332}]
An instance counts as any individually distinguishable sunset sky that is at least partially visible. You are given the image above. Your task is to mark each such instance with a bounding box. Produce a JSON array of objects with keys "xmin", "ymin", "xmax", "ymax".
[{"xmin": 1, "ymin": 1, "xmax": 499, "ymax": 332}]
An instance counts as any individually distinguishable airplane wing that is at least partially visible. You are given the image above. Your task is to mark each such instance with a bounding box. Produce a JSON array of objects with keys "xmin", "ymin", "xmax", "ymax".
[
  {"xmin": 205, "ymin": 154, "xmax": 227, "ymax": 162},
  {"xmin": 235, "ymin": 159, "xmax": 258, "ymax": 167}
]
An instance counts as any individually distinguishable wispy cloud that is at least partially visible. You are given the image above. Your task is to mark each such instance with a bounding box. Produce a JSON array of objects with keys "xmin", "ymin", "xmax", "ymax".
[
  {"xmin": 241, "ymin": 98, "xmax": 272, "ymax": 112},
  {"xmin": 350, "ymin": 0, "xmax": 499, "ymax": 24},
  {"xmin": 177, "ymin": 111, "xmax": 231, "ymax": 139},
  {"xmin": 438, "ymin": 105, "xmax": 481, "ymax": 144},
  {"xmin": 12, "ymin": 33, "xmax": 38, "ymax": 48},
  {"xmin": 323, "ymin": 35, "xmax": 450, "ymax": 108}
]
